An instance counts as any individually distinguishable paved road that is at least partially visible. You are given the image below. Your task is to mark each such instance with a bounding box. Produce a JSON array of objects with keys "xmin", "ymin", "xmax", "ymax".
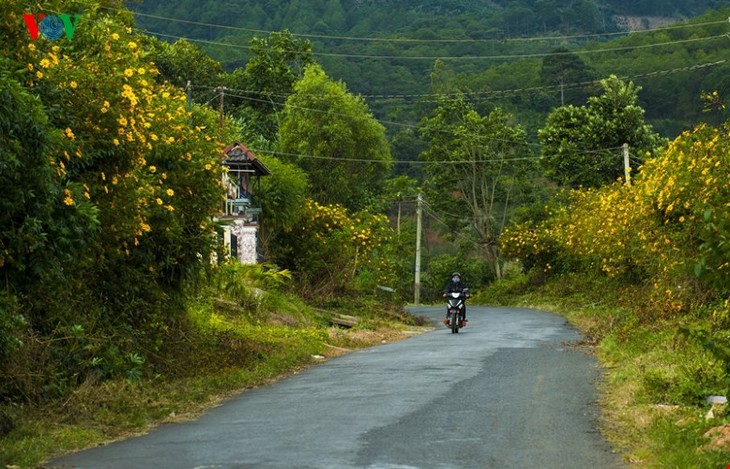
[{"xmin": 49, "ymin": 306, "xmax": 623, "ymax": 469}]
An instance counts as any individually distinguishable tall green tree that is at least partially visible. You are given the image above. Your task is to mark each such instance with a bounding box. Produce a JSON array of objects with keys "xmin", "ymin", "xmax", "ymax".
[
  {"xmin": 148, "ymin": 38, "xmax": 223, "ymax": 92},
  {"xmin": 538, "ymin": 75, "xmax": 666, "ymax": 188},
  {"xmin": 420, "ymin": 96, "xmax": 532, "ymax": 278},
  {"xmin": 257, "ymin": 152, "xmax": 311, "ymax": 262},
  {"xmin": 278, "ymin": 64, "xmax": 393, "ymax": 210},
  {"xmin": 224, "ymin": 30, "xmax": 315, "ymax": 140},
  {"xmin": 540, "ymin": 47, "xmax": 594, "ymax": 106}
]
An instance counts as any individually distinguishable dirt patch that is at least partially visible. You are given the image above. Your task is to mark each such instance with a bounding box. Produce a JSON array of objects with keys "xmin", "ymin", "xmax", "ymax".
[
  {"xmin": 345, "ymin": 328, "xmax": 408, "ymax": 343},
  {"xmin": 324, "ymin": 326, "xmax": 431, "ymax": 358},
  {"xmin": 613, "ymin": 15, "xmax": 675, "ymax": 32},
  {"xmin": 701, "ymin": 423, "xmax": 730, "ymax": 452}
]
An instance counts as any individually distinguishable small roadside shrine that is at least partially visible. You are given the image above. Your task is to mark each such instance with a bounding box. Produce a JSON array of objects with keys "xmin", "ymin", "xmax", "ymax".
[{"xmin": 217, "ymin": 142, "xmax": 271, "ymax": 264}]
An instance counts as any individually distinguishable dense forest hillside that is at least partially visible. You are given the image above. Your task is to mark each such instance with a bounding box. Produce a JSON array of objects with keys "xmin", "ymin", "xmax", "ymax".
[
  {"xmin": 129, "ymin": 0, "xmax": 730, "ymax": 138},
  {"xmin": 131, "ymin": 0, "xmax": 728, "ymax": 38}
]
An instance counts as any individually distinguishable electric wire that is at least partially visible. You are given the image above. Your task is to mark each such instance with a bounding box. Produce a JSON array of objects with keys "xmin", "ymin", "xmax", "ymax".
[
  {"xmin": 123, "ymin": 8, "xmax": 729, "ymax": 44},
  {"xmin": 203, "ymin": 91, "xmax": 223, "ymax": 106},
  {"xmin": 199, "ymin": 59, "xmax": 726, "ymax": 102},
  {"xmin": 420, "ymin": 201, "xmax": 482, "ymax": 245},
  {"xmin": 247, "ymin": 144, "xmax": 628, "ymax": 166},
  {"xmin": 221, "ymin": 89, "xmax": 543, "ymax": 149},
  {"xmin": 122, "ymin": 7, "xmax": 729, "ymax": 113},
  {"xmin": 139, "ymin": 28, "xmax": 728, "ymax": 61},
  {"xmin": 90, "ymin": 6, "xmax": 715, "ymax": 168},
  {"xmin": 47, "ymin": 5, "xmax": 728, "ymax": 111},
  {"xmin": 214, "ymin": 89, "xmax": 645, "ymax": 159}
]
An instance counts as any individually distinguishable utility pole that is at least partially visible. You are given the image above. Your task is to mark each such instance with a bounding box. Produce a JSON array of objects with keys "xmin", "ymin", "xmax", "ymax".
[
  {"xmin": 186, "ymin": 81, "xmax": 192, "ymax": 126},
  {"xmin": 414, "ymin": 193, "xmax": 422, "ymax": 305},
  {"xmin": 216, "ymin": 86, "xmax": 226, "ymax": 140},
  {"xmin": 396, "ymin": 193, "xmax": 402, "ymax": 236},
  {"xmin": 186, "ymin": 81, "xmax": 192, "ymax": 110},
  {"xmin": 623, "ymin": 143, "xmax": 631, "ymax": 186}
]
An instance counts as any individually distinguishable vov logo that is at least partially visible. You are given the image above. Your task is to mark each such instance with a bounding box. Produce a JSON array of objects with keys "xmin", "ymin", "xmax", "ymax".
[{"xmin": 23, "ymin": 13, "xmax": 82, "ymax": 41}]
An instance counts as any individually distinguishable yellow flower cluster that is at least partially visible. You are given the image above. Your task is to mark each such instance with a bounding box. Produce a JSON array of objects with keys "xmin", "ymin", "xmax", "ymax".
[
  {"xmin": 20, "ymin": 16, "xmax": 222, "ymax": 264},
  {"xmin": 501, "ymin": 120, "xmax": 730, "ymax": 316},
  {"xmin": 304, "ymin": 200, "xmax": 391, "ymax": 252},
  {"xmin": 63, "ymin": 188, "xmax": 75, "ymax": 206},
  {"xmin": 121, "ymin": 84, "xmax": 138, "ymax": 107}
]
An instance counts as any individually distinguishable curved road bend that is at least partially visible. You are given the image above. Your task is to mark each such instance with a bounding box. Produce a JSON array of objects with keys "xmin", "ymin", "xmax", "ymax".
[{"xmin": 49, "ymin": 306, "xmax": 624, "ymax": 469}]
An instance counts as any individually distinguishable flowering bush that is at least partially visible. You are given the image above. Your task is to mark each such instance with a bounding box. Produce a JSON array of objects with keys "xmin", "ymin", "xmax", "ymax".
[
  {"xmin": 281, "ymin": 200, "xmax": 394, "ymax": 297},
  {"xmin": 641, "ymin": 123, "xmax": 730, "ymax": 291},
  {"xmin": 0, "ymin": 2, "xmax": 235, "ymax": 402},
  {"xmin": 0, "ymin": 2, "xmax": 226, "ymax": 356},
  {"xmin": 501, "ymin": 119, "xmax": 730, "ymax": 316},
  {"xmin": 500, "ymin": 203, "xmax": 573, "ymax": 277},
  {"xmin": 21, "ymin": 14, "xmax": 224, "ymax": 300}
]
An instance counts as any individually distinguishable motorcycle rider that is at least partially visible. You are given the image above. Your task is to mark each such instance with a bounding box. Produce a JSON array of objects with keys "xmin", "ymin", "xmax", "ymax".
[{"xmin": 443, "ymin": 272, "xmax": 468, "ymax": 326}]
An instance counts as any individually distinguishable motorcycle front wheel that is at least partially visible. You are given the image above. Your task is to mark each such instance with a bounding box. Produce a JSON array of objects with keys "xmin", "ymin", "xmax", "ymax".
[{"xmin": 450, "ymin": 310, "xmax": 459, "ymax": 334}]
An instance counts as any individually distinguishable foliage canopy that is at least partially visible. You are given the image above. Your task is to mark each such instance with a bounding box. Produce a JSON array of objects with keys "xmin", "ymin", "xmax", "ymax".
[
  {"xmin": 278, "ymin": 64, "xmax": 393, "ymax": 210},
  {"xmin": 538, "ymin": 75, "xmax": 666, "ymax": 188}
]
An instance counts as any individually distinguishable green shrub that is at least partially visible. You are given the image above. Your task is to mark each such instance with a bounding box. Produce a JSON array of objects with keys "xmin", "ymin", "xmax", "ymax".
[
  {"xmin": 473, "ymin": 273, "xmax": 530, "ymax": 305},
  {"xmin": 423, "ymin": 254, "xmax": 492, "ymax": 302}
]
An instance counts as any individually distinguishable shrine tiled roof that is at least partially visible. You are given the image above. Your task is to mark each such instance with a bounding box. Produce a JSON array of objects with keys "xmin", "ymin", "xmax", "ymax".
[{"xmin": 222, "ymin": 142, "xmax": 271, "ymax": 176}]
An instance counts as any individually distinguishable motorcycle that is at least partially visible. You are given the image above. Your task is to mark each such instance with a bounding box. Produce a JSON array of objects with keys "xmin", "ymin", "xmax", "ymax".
[{"xmin": 444, "ymin": 288, "xmax": 468, "ymax": 333}]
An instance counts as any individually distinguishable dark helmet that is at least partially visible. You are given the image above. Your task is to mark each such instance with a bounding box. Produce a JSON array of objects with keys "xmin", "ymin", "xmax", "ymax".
[{"xmin": 451, "ymin": 272, "xmax": 461, "ymax": 280}]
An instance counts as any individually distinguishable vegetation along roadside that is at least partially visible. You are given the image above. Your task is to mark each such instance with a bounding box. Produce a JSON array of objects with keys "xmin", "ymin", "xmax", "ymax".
[
  {"xmin": 483, "ymin": 120, "xmax": 730, "ymax": 467},
  {"xmin": 2, "ymin": 0, "xmax": 730, "ymax": 467},
  {"xmin": 0, "ymin": 263, "xmax": 427, "ymax": 468},
  {"xmin": 480, "ymin": 273, "xmax": 730, "ymax": 467}
]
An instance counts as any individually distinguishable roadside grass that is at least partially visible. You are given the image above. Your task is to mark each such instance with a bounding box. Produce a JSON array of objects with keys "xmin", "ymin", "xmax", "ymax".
[
  {"xmin": 477, "ymin": 273, "xmax": 730, "ymax": 467},
  {"xmin": 0, "ymin": 285, "xmax": 416, "ymax": 469}
]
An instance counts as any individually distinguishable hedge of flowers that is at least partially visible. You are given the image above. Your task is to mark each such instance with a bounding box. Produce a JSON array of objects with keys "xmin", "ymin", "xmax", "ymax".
[
  {"xmin": 501, "ymin": 121, "xmax": 730, "ymax": 317},
  {"xmin": 292, "ymin": 200, "xmax": 394, "ymax": 295},
  {"xmin": 0, "ymin": 4, "xmax": 228, "ymax": 337},
  {"xmin": 27, "ymin": 16, "xmax": 223, "ymax": 287}
]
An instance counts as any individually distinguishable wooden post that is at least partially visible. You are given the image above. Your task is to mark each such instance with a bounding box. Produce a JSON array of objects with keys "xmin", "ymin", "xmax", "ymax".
[
  {"xmin": 217, "ymin": 86, "xmax": 226, "ymax": 141},
  {"xmin": 623, "ymin": 143, "xmax": 631, "ymax": 186}
]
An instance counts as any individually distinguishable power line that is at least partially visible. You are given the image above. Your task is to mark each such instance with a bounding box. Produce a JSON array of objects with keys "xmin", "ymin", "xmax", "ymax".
[
  {"xmin": 247, "ymin": 145, "xmax": 626, "ymax": 166},
  {"xmin": 139, "ymin": 28, "xmax": 728, "ymax": 61},
  {"xmin": 222, "ymin": 89, "xmax": 544, "ymax": 148},
  {"xmin": 125, "ymin": 8, "xmax": 729, "ymax": 44},
  {"xmin": 205, "ymin": 60, "xmax": 726, "ymax": 102},
  {"xmin": 131, "ymin": 11, "xmax": 723, "ymax": 168},
  {"xmin": 210, "ymin": 89, "xmax": 664, "ymax": 158},
  {"xmin": 203, "ymin": 91, "xmax": 223, "ymax": 106},
  {"xmin": 223, "ymin": 89, "xmax": 426, "ymax": 134},
  {"xmin": 420, "ymin": 201, "xmax": 482, "ymax": 246},
  {"xmin": 205, "ymin": 83, "xmax": 709, "ymax": 155}
]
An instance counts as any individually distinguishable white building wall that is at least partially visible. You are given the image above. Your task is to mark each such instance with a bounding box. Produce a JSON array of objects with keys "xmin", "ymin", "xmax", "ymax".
[{"xmin": 231, "ymin": 221, "xmax": 257, "ymax": 264}]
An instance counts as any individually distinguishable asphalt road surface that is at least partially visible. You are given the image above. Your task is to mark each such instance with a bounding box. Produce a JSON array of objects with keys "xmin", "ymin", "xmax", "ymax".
[{"xmin": 49, "ymin": 306, "xmax": 624, "ymax": 469}]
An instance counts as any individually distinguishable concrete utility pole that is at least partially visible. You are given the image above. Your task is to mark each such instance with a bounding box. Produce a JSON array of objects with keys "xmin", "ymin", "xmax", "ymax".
[
  {"xmin": 623, "ymin": 143, "xmax": 631, "ymax": 186},
  {"xmin": 186, "ymin": 81, "xmax": 192, "ymax": 110},
  {"xmin": 186, "ymin": 81, "xmax": 193, "ymax": 126},
  {"xmin": 216, "ymin": 86, "xmax": 227, "ymax": 140},
  {"xmin": 414, "ymin": 193, "xmax": 422, "ymax": 305}
]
